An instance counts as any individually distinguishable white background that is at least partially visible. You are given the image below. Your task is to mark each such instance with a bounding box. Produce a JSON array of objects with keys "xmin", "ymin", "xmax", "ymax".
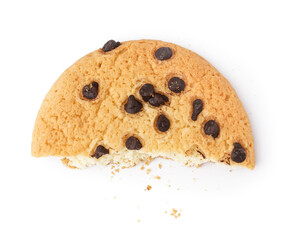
[{"xmin": 0, "ymin": 0, "xmax": 304, "ymax": 239}]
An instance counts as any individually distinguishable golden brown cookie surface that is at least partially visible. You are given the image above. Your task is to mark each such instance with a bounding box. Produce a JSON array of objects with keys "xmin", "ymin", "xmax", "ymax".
[{"xmin": 32, "ymin": 39, "xmax": 255, "ymax": 169}]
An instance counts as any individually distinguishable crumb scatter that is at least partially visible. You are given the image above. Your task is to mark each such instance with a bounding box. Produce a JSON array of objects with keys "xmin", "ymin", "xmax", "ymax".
[{"xmin": 170, "ymin": 208, "xmax": 182, "ymax": 218}]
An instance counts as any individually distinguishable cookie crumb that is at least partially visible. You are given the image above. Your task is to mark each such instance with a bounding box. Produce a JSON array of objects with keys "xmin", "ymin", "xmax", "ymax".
[
  {"xmin": 146, "ymin": 169, "xmax": 151, "ymax": 175},
  {"xmin": 177, "ymin": 188, "xmax": 180, "ymax": 191},
  {"xmin": 193, "ymin": 178, "xmax": 197, "ymax": 181},
  {"xmin": 229, "ymin": 169, "xmax": 232, "ymax": 172},
  {"xmin": 168, "ymin": 184, "xmax": 171, "ymax": 188},
  {"xmin": 155, "ymin": 176, "xmax": 161, "ymax": 180},
  {"xmin": 144, "ymin": 157, "xmax": 152, "ymax": 165},
  {"xmin": 158, "ymin": 163, "xmax": 162, "ymax": 169},
  {"xmin": 147, "ymin": 185, "xmax": 152, "ymax": 191},
  {"xmin": 61, "ymin": 158, "xmax": 78, "ymax": 169},
  {"xmin": 115, "ymin": 168, "xmax": 119, "ymax": 173},
  {"xmin": 111, "ymin": 171, "xmax": 115, "ymax": 175},
  {"xmin": 137, "ymin": 219, "xmax": 140, "ymax": 223},
  {"xmin": 170, "ymin": 208, "xmax": 182, "ymax": 218},
  {"xmin": 140, "ymin": 166, "xmax": 145, "ymax": 170}
]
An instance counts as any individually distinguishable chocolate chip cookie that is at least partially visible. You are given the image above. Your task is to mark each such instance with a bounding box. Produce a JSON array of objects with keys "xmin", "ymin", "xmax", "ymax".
[{"xmin": 32, "ymin": 39, "xmax": 255, "ymax": 169}]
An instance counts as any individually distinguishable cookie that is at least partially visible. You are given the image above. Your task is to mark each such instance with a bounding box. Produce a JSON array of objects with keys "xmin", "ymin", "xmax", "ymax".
[{"xmin": 32, "ymin": 39, "xmax": 255, "ymax": 169}]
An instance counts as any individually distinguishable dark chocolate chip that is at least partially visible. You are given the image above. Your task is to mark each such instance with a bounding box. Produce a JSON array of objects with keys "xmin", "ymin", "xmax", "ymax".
[
  {"xmin": 168, "ymin": 77, "xmax": 185, "ymax": 93},
  {"xmin": 92, "ymin": 145, "xmax": 109, "ymax": 159},
  {"xmin": 155, "ymin": 47, "xmax": 173, "ymax": 61},
  {"xmin": 191, "ymin": 99, "xmax": 203, "ymax": 121},
  {"xmin": 204, "ymin": 120, "xmax": 220, "ymax": 139},
  {"xmin": 197, "ymin": 151, "xmax": 206, "ymax": 159},
  {"xmin": 124, "ymin": 95, "xmax": 143, "ymax": 114},
  {"xmin": 231, "ymin": 143, "xmax": 246, "ymax": 163},
  {"xmin": 233, "ymin": 143, "xmax": 242, "ymax": 149},
  {"xmin": 82, "ymin": 81, "xmax": 99, "ymax": 100},
  {"xmin": 126, "ymin": 136, "xmax": 142, "ymax": 150},
  {"xmin": 139, "ymin": 84, "xmax": 155, "ymax": 102},
  {"xmin": 102, "ymin": 40, "xmax": 120, "ymax": 52},
  {"xmin": 148, "ymin": 93, "xmax": 169, "ymax": 107},
  {"xmin": 156, "ymin": 114, "xmax": 170, "ymax": 132}
]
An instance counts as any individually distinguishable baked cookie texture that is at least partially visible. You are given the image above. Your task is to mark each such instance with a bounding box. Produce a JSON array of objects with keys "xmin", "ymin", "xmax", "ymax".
[{"xmin": 32, "ymin": 39, "xmax": 255, "ymax": 169}]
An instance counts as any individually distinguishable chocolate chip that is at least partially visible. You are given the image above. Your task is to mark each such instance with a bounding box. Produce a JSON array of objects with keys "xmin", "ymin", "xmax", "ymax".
[
  {"xmin": 191, "ymin": 99, "xmax": 203, "ymax": 121},
  {"xmin": 197, "ymin": 151, "xmax": 206, "ymax": 159},
  {"xmin": 148, "ymin": 93, "xmax": 169, "ymax": 107},
  {"xmin": 124, "ymin": 95, "xmax": 143, "ymax": 114},
  {"xmin": 139, "ymin": 84, "xmax": 155, "ymax": 102},
  {"xmin": 126, "ymin": 136, "xmax": 142, "ymax": 150},
  {"xmin": 168, "ymin": 77, "xmax": 185, "ymax": 93},
  {"xmin": 204, "ymin": 120, "xmax": 220, "ymax": 138},
  {"xmin": 102, "ymin": 40, "xmax": 120, "ymax": 52},
  {"xmin": 156, "ymin": 114, "xmax": 170, "ymax": 132},
  {"xmin": 92, "ymin": 145, "xmax": 109, "ymax": 159},
  {"xmin": 231, "ymin": 143, "xmax": 246, "ymax": 163},
  {"xmin": 155, "ymin": 47, "xmax": 173, "ymax": 61},
  {"xmin": 82, "ymin": 81, "xmax": 99, "ymax": 100},
  {"xmin": 233, "ymin": 143, "xmax": 242, "ymax": 149}
]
